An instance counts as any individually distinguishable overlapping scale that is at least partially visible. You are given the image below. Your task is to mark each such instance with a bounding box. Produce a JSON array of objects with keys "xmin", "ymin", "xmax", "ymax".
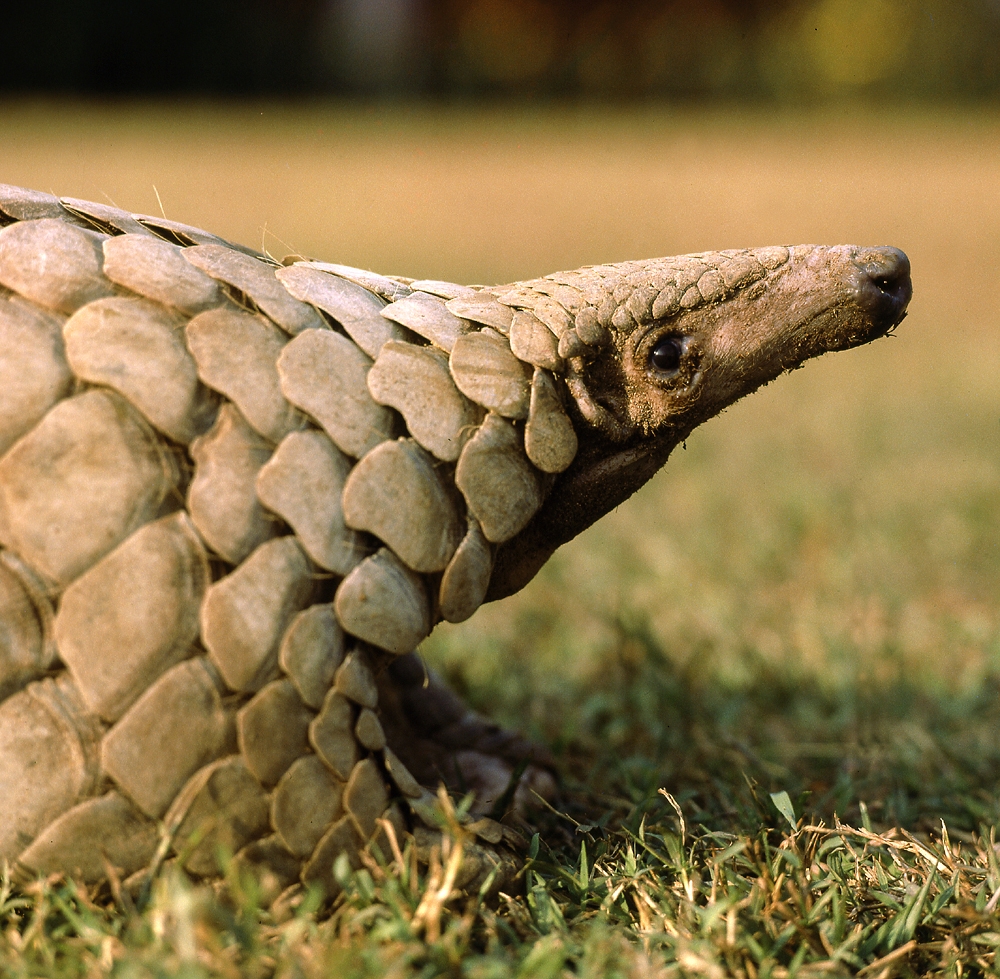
[
  {"xmin": 276, "ymin": 264, "xmax": 407, "ymax": 358},
  {"xmin": 333, "ymin": 650, "xmax": 379, "ymax": 709},
  {"xmin": 0, "ymin": 184, "xmax": 70, "ymax": 222},
  {"xmin": 183, "ymin": 244, "xmax": 326, "ymax": 336},
  {"xmin": 188, "ymin": 404, "xmax": 277, "ymax": 565},
  {"xmin": 381, "ymin": 291, "xmax": 472, "ymax": 352},
  {"xmin": 0, "ymin": 295, "xmax": 72, "ymax": 456},
  {"xmin": 449, "ymin": 329, "xmax": 532, "ymax": 419},
  {"xmin": 0, "ymin": 675, "xmax": 103, "ymax": 863},
  {"xmin": 341, "ymin": 439, "xmax": 463, "ymax": 574},
  {"xmin": 236, "ymin": 678, "xmax": 313, "ymax": 787},
  {"xmin": 295, "ymin": 262, "xmax": 412, "ymax": 303},
  {"xmin": 54, "ymin": 512, "xmax": 210, "ymax": 722},
  {"xmin": 509, "ymin": 309, "xmax": 562, "ymax": 372},
  {"xmin": 408, "ymin": 279, "xmax": 476, "ymax": 300},
  {"xmin": 277, "ymin": 328, "xmax": 395, "ymax": 459},
  {"xmin": 334, "ymin": 550, "xmax": 431, "ymax": 654},
  {"xmin": 278, "ymin": 604, "xmax": 345, "ymax": 710},
  {"xmin": 309, "ymin": 688, "xmax": 358, "ymax": 780},
  {"xmin": 455, "ymin": 413, "xmax": 542, "ymax": 543},
  {"xmin": 201, "ymin": 536, "xmax": 316, "ymax": 693},
  {"xmin": 439, "ymin": 517, "xmax": 493, "ymax": 624},
  {"xmin": 445, "ymin": 294, "xmax": 513, "ymax": 334},
  {"xmin": 0, "ymin": 219, "xmax": 113, "ymax": 314},
  {"xmin": 0, "ymin": 553, "xmax": 54, "ymax": 700},
  {"xmin": 99, "ymin": 657, "xmax": 236, "ymax": 819},
  {"xmin": 63, "ymin": 296, "xmax": 216, "ymax": 444},
  {"xmin": 271, "ymin": 754, "xmax": 345, "ymax": 857},
  {"xmin": 0, "ymin": 389, "xmax": 180, "ymax": 586},
  {"xmin": 187, "ymin": 306, "xmax": 304, "ymax": 444},
  {"xmin": 524, "ymin": 368, "xmax": 578, "ymax": 474},
  {"xmin": 102, "ymin": 234, "xmax": 222, "ymax": 315},
  {"xmin": 301, "ymin": 814, "xmax": 364, "ymax": 893},
  {"xmin": 256, "ymin": 429, "xmax": 367, "ymax": 575},
  {"xmin": 367, "ymin": 340, "xmax": 482, "ymax": 462},
  {"xmin": 343, "ymin": 757, "xmax": 390, "ymax": 839},
  {"xmin": 61, "ymin": 198, "xmax": 152, "ymax": 238},
  {"xmin": 15, "ymin": 791, "xmax": 157, "ymax": 884},
  {"xmin": 164, "ymin": 756, "xmax": 270, "ymax": 877}
]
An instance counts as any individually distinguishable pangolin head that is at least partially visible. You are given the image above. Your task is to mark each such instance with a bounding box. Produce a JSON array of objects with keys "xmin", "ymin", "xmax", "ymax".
[{"xmin": 487, "ymin": 243, "xmax": 912, "ymax": 600}]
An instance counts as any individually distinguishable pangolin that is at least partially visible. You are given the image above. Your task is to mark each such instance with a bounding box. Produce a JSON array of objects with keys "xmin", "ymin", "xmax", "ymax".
[{"xmin": 0, "ymin": 184, "xmax": 911, "ymax": 899}]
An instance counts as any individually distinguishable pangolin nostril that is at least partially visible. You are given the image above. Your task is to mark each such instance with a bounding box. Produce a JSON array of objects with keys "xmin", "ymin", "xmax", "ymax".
[{"xmin": 853, "ymin": 246, "xmax": 912, "ymax": 328}]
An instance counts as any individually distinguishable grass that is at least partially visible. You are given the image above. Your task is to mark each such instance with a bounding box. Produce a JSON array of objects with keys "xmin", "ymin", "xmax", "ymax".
[
  {"xmin": 8, "ymin": 681, "xmax": 1000, "ymax": 979},
  {"xmin": 1, "ymin": 101, "xmax": 999, "ymax": 975}
]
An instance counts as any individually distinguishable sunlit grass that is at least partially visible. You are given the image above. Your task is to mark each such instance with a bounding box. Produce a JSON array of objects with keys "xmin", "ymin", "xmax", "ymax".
[{"xmin": 8, "ymin": 756, "xmax": 1000, "ymax": 977}]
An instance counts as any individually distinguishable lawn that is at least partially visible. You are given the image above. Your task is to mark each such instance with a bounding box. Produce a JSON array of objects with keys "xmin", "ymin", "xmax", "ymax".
[{"xmin": 1, "ymin": 101, "xmax": 999, "ymax": 976}]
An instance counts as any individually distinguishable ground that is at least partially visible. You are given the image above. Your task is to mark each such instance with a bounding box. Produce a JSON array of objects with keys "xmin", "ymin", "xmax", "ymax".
[{"xmin": 1, "ymin": 102, "xmax": 999, "ymax": 976}]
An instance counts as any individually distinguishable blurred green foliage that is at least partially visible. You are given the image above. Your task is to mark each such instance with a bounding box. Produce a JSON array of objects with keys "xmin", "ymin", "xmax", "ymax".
[
  {"xmin": 443, "ymin": 0, "xmax": 1000, "ymax": 99},
  {"xmin": 3, "ymin": 0, "xmax": 1000, "ymax": 100}
]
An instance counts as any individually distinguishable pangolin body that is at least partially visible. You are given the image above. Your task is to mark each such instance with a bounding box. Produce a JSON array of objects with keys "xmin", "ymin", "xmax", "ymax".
[{"xmin": 0, "ymin": 184, "xmax": 911, "ymax": 899}]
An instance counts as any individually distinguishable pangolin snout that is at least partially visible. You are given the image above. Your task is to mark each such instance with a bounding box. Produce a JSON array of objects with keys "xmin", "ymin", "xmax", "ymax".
[{"xmin": 851, "ymin": 246, "xmax": 912, "ymax": 332}]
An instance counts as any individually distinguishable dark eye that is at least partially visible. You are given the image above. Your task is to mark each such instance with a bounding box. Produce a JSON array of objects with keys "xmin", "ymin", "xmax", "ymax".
[{"xmin": 649, "ymin": 336, "xmax": 682, "ymax": 373}]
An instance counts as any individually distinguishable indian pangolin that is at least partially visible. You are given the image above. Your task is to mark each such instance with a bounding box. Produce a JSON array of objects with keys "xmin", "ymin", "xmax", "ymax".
[{"xmin": 0, "ymin": 184, "xmax": 911, "ymax": 900}]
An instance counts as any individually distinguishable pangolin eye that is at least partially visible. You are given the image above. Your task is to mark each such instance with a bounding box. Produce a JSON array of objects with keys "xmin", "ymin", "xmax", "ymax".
[{"xmin": 649, "ymin": 336, "xmax": 682, "ymax": 374}]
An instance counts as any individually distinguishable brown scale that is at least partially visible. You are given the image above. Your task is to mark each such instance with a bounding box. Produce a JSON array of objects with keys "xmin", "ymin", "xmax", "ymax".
[{"xmin": 0, "ymin": 182, "xmax": 911, "ymax": 904}]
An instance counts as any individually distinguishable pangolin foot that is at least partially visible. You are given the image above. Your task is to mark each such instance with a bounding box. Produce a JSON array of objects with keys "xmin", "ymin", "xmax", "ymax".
[{"xmin": 376, "ymin": 650, "xmax": 557, "ymax": 821}]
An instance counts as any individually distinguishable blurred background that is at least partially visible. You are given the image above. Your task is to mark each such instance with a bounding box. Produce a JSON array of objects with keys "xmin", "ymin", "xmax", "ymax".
[
  {"xmin": 3, "ymin": 0, "xmax": 1000, "ymax": 100},
  {"xmin": 2, "ymin": 1, "xmax": 999, "ymax": 823}
]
